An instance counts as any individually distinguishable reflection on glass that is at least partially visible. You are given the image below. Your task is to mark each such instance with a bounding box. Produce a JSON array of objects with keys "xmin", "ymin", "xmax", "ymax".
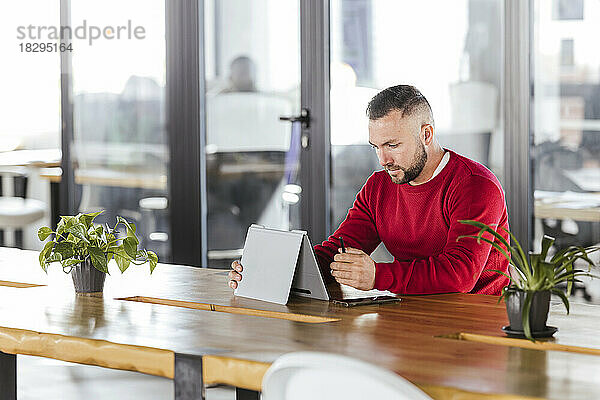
[
  {"xmin": 0, "ymin": 1, "xmax": 61, "ymax": 251},
  {"xmin": 70, "ymin": 0, "xmax": 170, "ymax": 261},
  {"xmin": 0, "ymin": 0, "xmax": 61, "ymax": 152},
  {"xmin": 533, "ymin": 0, "xmax": 600, "ymax": 303},
  {"xmin": 203, "ymin": 0, "xmax": 300, "ymax": 267},
  {"xmin": 330, "ymin": 0, "xmax": 504, "ymax": 232}
]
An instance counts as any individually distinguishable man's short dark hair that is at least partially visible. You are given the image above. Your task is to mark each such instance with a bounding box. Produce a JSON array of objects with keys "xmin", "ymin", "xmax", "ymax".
[{"xmin": 366, "ymin": 85, "xmax": 433, "ymax": 124}]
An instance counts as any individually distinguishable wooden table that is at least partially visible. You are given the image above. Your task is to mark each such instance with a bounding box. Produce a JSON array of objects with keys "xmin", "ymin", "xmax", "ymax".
[
  {"xmin": 2, "ymin": 247, "xmax": 600, "ymax": 399},
  {"xmin": 0, "ymin": 149, "xmax": 61, "ymax": 169}
]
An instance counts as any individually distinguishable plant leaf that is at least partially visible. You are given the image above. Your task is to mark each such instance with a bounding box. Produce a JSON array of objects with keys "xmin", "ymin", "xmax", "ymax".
[
  {"xmin": 114, "ymin": 249, "xmax": 131, "ymax": 273},
  {"xmin": 66, "ymin": 223, "xmax": 89, "ymax": 244},
  {"xmin": 554, "ymin": 269, "xmax": 587, "ymax": 281},
  {"xmin": 486, "ymin": 269, "xmax": 519, "ymax": 287},
  {"xmin": 458, "ymin": 221, "xmax": 531, "ymax": 282},
  {"xmin": 54, "ymin": 241, "xmax": 74, "ymax": 260},
  {"xmin": 508, "ymin": 262, "xmax": 528, "ymax": 283},
  {"xmin": 521, "ymin": 291, "xmax": 534, "ymax": 342},
  {"xmin": 551, "ymin": 288, "xmax": 570, "ymax": 315},
  {"xmin": 88, "ymin": 246, "xmax": 108, "ymax": 274},
  {"xmin": 123, "ymin": 237, "xmax": 137, "ymax": 258},
  {"xmin": 37, "ymin": 226, "xmax": 53, "ymax": 241},
  {"xmin": 38, "ymin": 241, "xmax": 54, "ymax": 272},
  {"xmin": 147, "ymin": 250, "xmax": 158, "ymax": 273},
  {"xmin": 47, "ymin": 253, "xmax": 62, "ymax": 263},
  {"xmin": 57, "ymin": 216, "xmax": 76, "ymax": 235},
  {"xmin": 500, "ymin": 226, "xmax": 531, "ymax": 277},
  {"xmin": 529, "ymin": 260, "xmax": 550, "ymax": 291},
  {"xmin": 117, "ymin": 216, "xmax": 137, "ymax": 235},
  {"xmin": 127, "ymin": 223, "xmax": 139, "ymax": 245},
  {"xmin": 540, "ymin": 235, "xmax": 555, "ymax": 262},
  {"xmin": 81, "ymin": 210, "xmax": 104, "ymax": 228},
  {"xmin": 459, "ymin": 220, "xmax": 512, "ymax": 252},
  {"xmin": 565, "ymin": 259, "xmax": 574, "ymax": 296},
  {"xmin": 529, "ymin": 253, "xmax": 540, "ymax": 277},
  {"xmin": 457, "ymin": 234, "xmax": 512, "ymax": 264}
]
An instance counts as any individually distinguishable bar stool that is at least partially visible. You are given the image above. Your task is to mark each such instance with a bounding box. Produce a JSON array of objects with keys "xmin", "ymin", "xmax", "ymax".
[
  {"xmin": 0, "ymin": 168, "xmax": 45, "ymax": 248},
  {"xmin": 139, "ymin": 196, "xmax": 169, "ymax": 261}
]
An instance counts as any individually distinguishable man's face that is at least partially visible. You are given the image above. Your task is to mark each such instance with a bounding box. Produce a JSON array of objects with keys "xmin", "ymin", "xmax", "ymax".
[{"xmin": 368, "ymin": 110, "xmax": 427, "ymax": 184}]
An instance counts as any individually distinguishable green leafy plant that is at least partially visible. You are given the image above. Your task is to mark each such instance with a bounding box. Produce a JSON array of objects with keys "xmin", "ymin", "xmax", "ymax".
[
  {"xmin": 458, "ymin": 220, "xmax": 598, "ymax": 340},
  {"xmin": 38, "ymin": 211, "xmax": 158, "ymax": 275}
]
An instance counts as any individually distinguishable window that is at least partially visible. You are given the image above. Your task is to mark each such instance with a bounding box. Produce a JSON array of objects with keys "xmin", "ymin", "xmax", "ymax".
[{"xmin": 330, "ymin": 0, "xmax": 504, "ymax": 236}]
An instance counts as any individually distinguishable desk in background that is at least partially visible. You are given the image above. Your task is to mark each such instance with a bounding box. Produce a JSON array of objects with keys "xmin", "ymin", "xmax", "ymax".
[
  {"xmin": 534, "ymin": 190, "xmax": 600, "ymax": 222},
  {"xmin": 0, "ymin": 149, "xmax": 61, "ymax": 169},
  {"xmin": 39, "ymin": 167, "xmax": 168, "ymax": 231}
]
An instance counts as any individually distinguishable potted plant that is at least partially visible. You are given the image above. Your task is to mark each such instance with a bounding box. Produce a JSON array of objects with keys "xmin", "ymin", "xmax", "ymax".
[
  {"xmin": 38, "ymin": 211, "xmax": 158, "ymax": 294},
  {"xmin": 458, "ymin": 220, "xmax": 599, "ymax": 341}
]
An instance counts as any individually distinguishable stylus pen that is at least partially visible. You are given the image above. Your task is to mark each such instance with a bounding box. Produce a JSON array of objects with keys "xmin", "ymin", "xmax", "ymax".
[{"xmin": 339, "ymin": 236, "xmax": 346, "ymax": 253}]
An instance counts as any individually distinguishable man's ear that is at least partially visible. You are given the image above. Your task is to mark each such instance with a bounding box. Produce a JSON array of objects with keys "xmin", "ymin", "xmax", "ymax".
[{"xmin": 421, "ymin": 124, "xmax": 434, "ymax": 145}]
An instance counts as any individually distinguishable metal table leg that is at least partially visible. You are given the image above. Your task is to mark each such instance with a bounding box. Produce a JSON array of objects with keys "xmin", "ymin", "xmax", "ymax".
[
  {"xmin": 0, "ymin": 351, "xmax": 16, "ymax": 400},
  {"xmin": 175, "ymin": 353, "xmax": 204, "ymax": 400},
  {"xmin": 236, "ymin": 388, "xmax": 260, "ymax": 400}
]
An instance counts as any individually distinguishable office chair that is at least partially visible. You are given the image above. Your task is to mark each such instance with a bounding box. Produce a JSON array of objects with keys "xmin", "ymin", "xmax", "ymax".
[
  {"xmin": 261, "ymin": 352, "xmax": 432, "ymax": 400},
  {"xmin": 0, "ymin": 167, "xmax": 45, "ymax": 248},
  {"xmin": 534, "ymin": 141, "xmax": 599, "ymax": 249}
]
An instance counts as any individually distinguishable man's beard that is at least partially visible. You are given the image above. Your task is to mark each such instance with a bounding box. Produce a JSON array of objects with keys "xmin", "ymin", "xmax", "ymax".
[{"xmin": 386, "ymin": 142, "xmax": 427, "ymax": 184}]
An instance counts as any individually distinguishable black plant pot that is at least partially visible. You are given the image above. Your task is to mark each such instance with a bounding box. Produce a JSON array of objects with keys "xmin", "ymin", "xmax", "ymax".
[
  {"xmin": 505, "ymin": 290, "xmax": 550, "ymax": 332},
  {"xmin": 71, "ymin": 259, "xmax": 106, "ymax": 294}
]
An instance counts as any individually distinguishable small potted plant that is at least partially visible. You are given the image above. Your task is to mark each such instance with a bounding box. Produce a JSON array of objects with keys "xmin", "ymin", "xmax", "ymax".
[
  {"xmin": 458, "ymin": 220, "xmax": 598, "ymax": 341},
  {"xmin": 38, "ymin": 211, "xmax": 158, "ymax": 294}
]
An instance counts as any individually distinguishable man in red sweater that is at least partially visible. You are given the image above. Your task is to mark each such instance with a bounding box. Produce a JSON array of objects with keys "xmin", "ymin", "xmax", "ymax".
[{"xmin": 229, "ymin": 85, "xmax": 509, "ymax": 295}]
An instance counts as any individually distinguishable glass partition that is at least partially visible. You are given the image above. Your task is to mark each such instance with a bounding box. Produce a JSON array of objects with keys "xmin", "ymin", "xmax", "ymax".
[
  {"xmin": 0, "ymin": 0, "xmax": 61, "ymax": 250},
  {"xmin": 69, "ymin": 0, "xmax": 170, "ymax": 261},
  {"xmin": 203, "ymin": 0, "xmax": 301, "ymax": 268},
  {"xmin": 532, "ymin": 0, "xmax": 600, "ymax": 302}
]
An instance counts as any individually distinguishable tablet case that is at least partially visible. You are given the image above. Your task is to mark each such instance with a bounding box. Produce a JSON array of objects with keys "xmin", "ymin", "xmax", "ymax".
[
  {"xmin": 235, "ymin": 224, "xmax": 304, "ymax": 304},
  {"xmin": 235, "ymin": 225, "xmax": 329, "ymax": 304}
]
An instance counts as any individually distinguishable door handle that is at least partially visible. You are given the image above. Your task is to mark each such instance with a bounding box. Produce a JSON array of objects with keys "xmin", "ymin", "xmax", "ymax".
[{"xmin": 279, "ymin": 108, "xmax": 310, "ymax": 128}]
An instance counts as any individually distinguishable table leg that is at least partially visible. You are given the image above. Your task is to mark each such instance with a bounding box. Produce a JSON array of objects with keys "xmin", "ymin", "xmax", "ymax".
[
  {"xmin": 175, "ymin": 353, "xmax": 204, "ymax": 400},
  {"xmin": 0, "ymin": 351, "xmax": 16, "ymax": 400},
  {"xmin": 236, "ymin": 388, "xmax": 260, "ymax": 400}
]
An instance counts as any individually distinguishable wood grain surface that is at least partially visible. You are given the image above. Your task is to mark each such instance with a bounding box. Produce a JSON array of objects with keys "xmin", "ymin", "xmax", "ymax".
[{"xmin": 1, "ymin": 247, "xmax": 600, "ymax": 399}]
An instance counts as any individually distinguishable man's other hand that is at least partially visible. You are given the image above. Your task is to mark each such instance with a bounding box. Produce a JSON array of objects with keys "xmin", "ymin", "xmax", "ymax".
[
  {"xmin": 228, "ymin": 260, "xmax": 243, "ymax": 289},
  {"xmin": 330, "ymin": 247, "xmax": 376, "ymax": 291}
]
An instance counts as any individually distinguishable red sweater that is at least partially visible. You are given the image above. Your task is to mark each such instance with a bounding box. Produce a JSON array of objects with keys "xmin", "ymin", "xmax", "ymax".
[{"xmin": 314, "ymin": 150, "xmax": 510, "ymax": 295}]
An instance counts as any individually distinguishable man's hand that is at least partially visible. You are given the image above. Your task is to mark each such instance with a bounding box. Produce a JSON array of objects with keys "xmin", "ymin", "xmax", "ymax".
[
  {"xmin": 228, "ymin": 260, "xmax": 243, "ymax": 289},
  {"xmin": 330, "ymin": 247, "xmax": 376, "ymax": 291}
]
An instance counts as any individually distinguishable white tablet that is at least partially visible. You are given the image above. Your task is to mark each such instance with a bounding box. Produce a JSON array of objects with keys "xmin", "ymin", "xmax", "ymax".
[{"xmin": 235, "ymin": 224, "xmax": 304, "ymax": 304}]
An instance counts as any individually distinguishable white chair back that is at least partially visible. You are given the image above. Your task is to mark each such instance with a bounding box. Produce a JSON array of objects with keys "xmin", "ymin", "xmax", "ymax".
[{"xmin": 261, "ymin": 352, "xmax": 432, "ymax": 400}]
